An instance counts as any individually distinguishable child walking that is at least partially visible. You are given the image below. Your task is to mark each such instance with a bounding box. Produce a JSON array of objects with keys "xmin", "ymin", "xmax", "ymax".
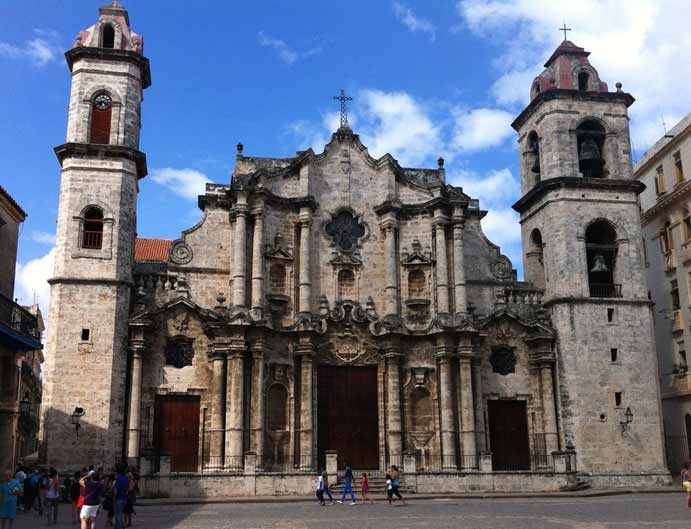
[
  {"xmin": 360, "ymin": 473, "xmax": 373, "ymax": 504},
  {"xmin": 315, "ymin": 472, "xmax": 325, "ymax": 506}
]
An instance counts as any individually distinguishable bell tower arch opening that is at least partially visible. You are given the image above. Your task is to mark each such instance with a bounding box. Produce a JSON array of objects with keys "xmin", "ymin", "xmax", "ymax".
[{"xmin": 577, "ymin": 119, "xmax": 606, "ymax": 178}]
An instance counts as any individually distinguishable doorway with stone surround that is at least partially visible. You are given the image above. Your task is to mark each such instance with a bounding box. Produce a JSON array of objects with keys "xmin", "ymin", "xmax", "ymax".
[
  {"xmin": 487, "ymin": 399, "xmax": 531, "ymax": 471},
  {"xmin": 317, "ymin": 365, "xmax": 379, "ymax": 470}
]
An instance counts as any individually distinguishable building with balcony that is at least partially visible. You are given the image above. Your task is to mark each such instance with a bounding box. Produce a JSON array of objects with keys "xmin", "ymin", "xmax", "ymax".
[
  {"xmin": 637, "ymin": 113, "xmax": 691, "ymax": 472},
  {"xmin": 0, "ymin": 185, "xmax": 43, "ymax": 469}
]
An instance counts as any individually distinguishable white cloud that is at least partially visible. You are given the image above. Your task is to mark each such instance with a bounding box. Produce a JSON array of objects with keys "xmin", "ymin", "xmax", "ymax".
[
  {"xmin": 358, "ymin": 89, "xmax": 444, "ymax": 167},
  {"xmin": 456, "ymin": 0, "xmax": 691, "ymax": 151},
  {"xmin": 15, "ymin": 248, "xmax": 55, "ymax": 320},
  {"xmin": 30, "ymin": 231, "xmax": 56, "ymax": 245},
  {"xmin": 257, "ymin": 31, "xmax": 322, "ymax": 65},
  {"xmin": 451, "ymin": 108, "xmax": 514, "ymax": 152},
  {"xmin": 392, "ymin": 2, "xmax": 436, "ymax": 42},
  {"xmin": 452, "ymin": 168, "xmax": 519, "ymax": 206},
  {"xmin": 0, "ymin": 29, "xmax": 62, "ymax": 67},
  {"xmin": 150, "ymin": 168, "xmax": 211, "ymax": 200}
]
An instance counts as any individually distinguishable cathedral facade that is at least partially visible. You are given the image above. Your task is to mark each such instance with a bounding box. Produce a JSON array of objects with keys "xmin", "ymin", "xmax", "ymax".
[{"xmin": 41, "ymin": 2, "xmax": 670, "ymax": 494}]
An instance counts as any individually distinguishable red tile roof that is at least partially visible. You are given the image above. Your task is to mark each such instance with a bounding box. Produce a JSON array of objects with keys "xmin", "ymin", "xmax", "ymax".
[{"xmin": 135, "ymin": 238, "xmax": 172, "ymax": 262}]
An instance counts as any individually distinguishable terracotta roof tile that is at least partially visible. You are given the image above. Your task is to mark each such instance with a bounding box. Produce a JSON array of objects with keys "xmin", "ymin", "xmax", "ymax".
[{"xmin": 135, "ymin": 238, "xmax": 172, "ymax": 262}]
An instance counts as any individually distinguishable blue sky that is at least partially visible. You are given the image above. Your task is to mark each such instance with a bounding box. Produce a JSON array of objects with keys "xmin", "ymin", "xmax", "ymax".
[{"xmin": 2, "ymin": 0, "xmax": 690, "ymax": 313}]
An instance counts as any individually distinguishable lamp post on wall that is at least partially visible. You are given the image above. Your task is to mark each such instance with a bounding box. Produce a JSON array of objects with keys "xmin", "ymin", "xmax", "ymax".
[
  {"xmin": 71, "ymin": 407, "xmax": 85, "ymax": 438},
  {"xmin": 620, "ymin": 407, "xmax": 633, "ymax": 433},
  {"xmin": 19, "ymin": 393, "xmax": 30, "ymax": 417}
]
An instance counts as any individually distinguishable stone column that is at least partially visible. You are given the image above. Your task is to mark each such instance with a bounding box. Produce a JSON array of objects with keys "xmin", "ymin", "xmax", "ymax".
[
  {"xmin": 297, "ymin": 335, "xmax": 314, "ymax": 468},
  {"xmin": 250, "ymin": 340, "xmax": 265, "ymax": 461},
  {"xmin": 385, "ymin": 349, "xmax": 403, "ymax": 460},
  {"xmin": 471, "ymin": 356, "xmax": 486, "ymax": 454},
  {"xmin": 435, "ymin": 340, "xmax": 457, "ymax": 469},
  {"xmin": 540, "ymin": 362, "xmax": 559, "ymax": 455},
  {"xmin": 433, "ymin": 213, "xmax": 450, "ymax": 314},
  {"xmin": 225, "ymin": 335, "xmax": 246, "ymax": 459},
  {"xmin": 382, "ymin": 221, "xmax": 399, "ymax": 316},
  {"xmin": 250, "ymin": 206, "xmax": 265, "ymax": 320},
  {"xmin": 126, "ymin": 345, "xmax": 144, "ymax": 461},
  {"xmin": 208, "ymin": 346, "xmax": 227, "ymax": 460},
  {"xmin": 298, "ymin": 208, "xmax": 312, "ymax": 314},
  {"xmin": 452, "ymin": 208, "xmax": 467, "ymax": 315},
  {"xmin": 232, "ymin": 192, "xmax": 249, "ymax": 309},
  {"xmin": 458, "ymin": 341, "xmax": 477, "ymax": 470}
]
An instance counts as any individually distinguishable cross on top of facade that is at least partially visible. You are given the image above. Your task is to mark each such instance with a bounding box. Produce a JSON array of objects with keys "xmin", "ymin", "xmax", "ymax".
[
  {"xmin": 333, "ymin": 89, "xmax": 353, "ymax": 129},
  {"xmin": 559, "ymin": 23, "xmax": 572, "ymax": 41}
]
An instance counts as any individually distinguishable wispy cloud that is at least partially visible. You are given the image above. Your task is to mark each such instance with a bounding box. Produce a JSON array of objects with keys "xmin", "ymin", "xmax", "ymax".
[
  {"xmin": 257, "ymin": 31, "xmax": 322, "ymax": 65},
  {"xmin": 451, "ymin": 107, "xmax": 514, "ymax": 152},
  {"xmin": 392, "ymin": 2, "xmax": 436, "ymax": 42},
  {"xmin": 0, "ymin": 29, "xmax": 62, "ymax": 67},
  {"xmin": 15, "ymin": 247, "xmax": 55, "ymax": 319},
  {"xmin": 150, "ymin": 168, "xmax": 212, "ymax": 200},
  {"xmin": 30, "ymin": 231, "xmax": 56, "ymax": 245}
]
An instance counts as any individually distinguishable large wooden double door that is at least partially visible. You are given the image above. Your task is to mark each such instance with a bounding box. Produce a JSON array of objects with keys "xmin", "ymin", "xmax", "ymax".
[
  {"xmin": 317, "ymin": 365, "xmax": 379, "ymax": 469},
  {"xmin": 154, "ymin": 395, "xmax": 200, "ymax": 472},
  {"xmin": 487, "ymin": 400, "xmax": 530, "ymax": 471}
]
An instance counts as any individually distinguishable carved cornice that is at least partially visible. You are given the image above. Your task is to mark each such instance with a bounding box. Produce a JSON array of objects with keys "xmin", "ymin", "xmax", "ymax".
[
  {"xmin": 641, "ymin": 180, "xmax": 691, "ymax": 226},
  {"xmin": 54, "ymin": 142, "xmax": 147, "ymax": 179},
  {"xmin": 65, "ymin": 47, "xmax": 151, "ymax": 89}
]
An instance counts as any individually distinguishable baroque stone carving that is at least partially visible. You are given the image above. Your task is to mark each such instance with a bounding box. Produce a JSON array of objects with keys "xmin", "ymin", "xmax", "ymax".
[
  {"xmin": 325, "ymin": 210, "xmax": 365, "ymax": 252},
  {"xmin": 164, "ymin": 338, "xmax": 193, "ymax": 369},
  {"xmin": 491, "ymin": 255, "xmax": 513, "ymax": 280},
  {"xmin": 169, "ymin": 239, "xmax": 193, "ymax": 264},
  {"xmin": 490, "ymin": 347, "xmax": 516, "ymax": 376}
]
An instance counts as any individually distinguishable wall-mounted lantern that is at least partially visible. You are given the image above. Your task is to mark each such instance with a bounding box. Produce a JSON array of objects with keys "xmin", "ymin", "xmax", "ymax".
[
  {"xmin": 19, "ymin": 392, "xmax": 30, "ymax": 416},
  {"xmin": 71, "ymin": 407, "xmax": 85, "ymax": 438},
  {"xmin": 620, "ymin": 407, "xmax": 633, "ymax": 433}
]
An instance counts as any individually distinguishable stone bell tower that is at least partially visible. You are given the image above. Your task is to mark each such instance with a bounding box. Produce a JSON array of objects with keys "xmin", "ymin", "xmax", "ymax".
[
  {"xmin": 511, "ymin": 39, "xmax": 669, "ymax": 485},
  {"xmin": 41, "ymin": 1, "xmax": 150, "ymax": 469}
]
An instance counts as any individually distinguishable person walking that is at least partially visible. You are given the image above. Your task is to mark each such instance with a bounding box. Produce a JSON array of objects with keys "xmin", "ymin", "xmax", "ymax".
[
  {"xmin": 681, "ymin": 462, "xmax": 691, "ymax": 508},
  {"xmin": 0, "ymin": 470, "xmax": 21, "ymax": 529},
  {"xmin": 70, "ymin": 471, "xmax": 81, "ymax": 524},
  {"xmin": 337, "ymin": 463, "xmax": 356, "ymax": 505},
  {"xmin": 389, "ymin": 465, "xmax": 406, "ymax": 506},
  {"xmin": 12, "ymin": 467, "xmax": 25, "ymax": 514},
  {"xmin": 79, "ymin": 471, "xmax": 102, "ymax": 529},
  {"xmin": 124, "ymin": 470, "xmax": 138, "ymax": 527},
  {"xmin": 113, "ymin": 465, "xmax": 129, "ymax": 529},
  {"xmin": 44, "ymin": 468, "xmax": 60, "ymax": 525},
  {"xmin": 360, "ymin": 473, "xmax": 373, "ymax": 504},
  {"xmin": 315, "ymin": 472, "xmax": 325, "ymax": 506},
  {"xmin": 37, "ymin": 468, "xmax": 49, "ymax": 516},
  {"xmin": 27, "ymin": 469, "xmax": 40, "ymax": 515},
  {"xmin": 321, "ymin": 471, "xmax": 334, "ymax": 505}
]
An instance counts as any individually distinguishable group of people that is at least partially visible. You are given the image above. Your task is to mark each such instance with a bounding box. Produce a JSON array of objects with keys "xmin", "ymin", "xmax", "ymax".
[
  {"xmin": 315, "ymin": 463, "xmax": 406, "ymax": 506},
  {"xmin": 0, "ymin": 462, "xmax": 139, "ymax": 529}
]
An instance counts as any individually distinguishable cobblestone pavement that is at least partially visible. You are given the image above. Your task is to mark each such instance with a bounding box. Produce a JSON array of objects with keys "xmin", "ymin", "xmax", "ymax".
[{"xmin": 12, "ymin": 493, "xmax": 691, "ymax": 529}]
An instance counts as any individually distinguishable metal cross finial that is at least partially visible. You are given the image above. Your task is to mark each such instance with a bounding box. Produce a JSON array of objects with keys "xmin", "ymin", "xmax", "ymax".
[
  {"xmin": 333, "ymin": 89, "xmax": 353, "ymax": 129},
  {"xmin": 559, "ymin": 23, "xmax": 572, "ymax": 41}
]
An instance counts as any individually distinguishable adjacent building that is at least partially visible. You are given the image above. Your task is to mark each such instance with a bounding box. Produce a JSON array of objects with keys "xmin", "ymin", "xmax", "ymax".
[
  {"xmin": 636, "ymin": 113, "xmax": 691, "ymax": 472},
  {"xmin": 41, "ymin": 2, "xmax": 669, "ymax": 496},
  {"xmin": 0, "ymin": 185, "xmax": 43, "ymax": 469}
]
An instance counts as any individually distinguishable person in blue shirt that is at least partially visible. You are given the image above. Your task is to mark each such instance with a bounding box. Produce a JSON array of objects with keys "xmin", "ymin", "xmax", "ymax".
[
  {"xmin": 0, "ymin": 470, "xmax": 21, "ymax": 529},
  {"xmin": 113, "ymin": 464, "xmax": 129, "ymax": 529},
  {"xmin": 337, "ymin": 463, "xmax": 356, "ymax": 505}
]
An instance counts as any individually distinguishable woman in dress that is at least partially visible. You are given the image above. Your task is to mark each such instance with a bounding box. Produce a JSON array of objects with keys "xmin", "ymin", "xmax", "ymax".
[{"xmin": 0, "ymin": 470, "xmax": 21, "ymax": 529}]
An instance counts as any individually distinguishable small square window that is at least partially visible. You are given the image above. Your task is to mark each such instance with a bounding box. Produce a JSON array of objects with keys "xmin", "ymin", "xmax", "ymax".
[
  {"xmin": 615, "ymin": 392, "xmax": 622, "ymax": 407},
  {"xmin": 611, "ymin": 348, "xmax": 618, "ymax": 362},
  {"xmin": 81, "ymin": 328, "xmax": 90, "ymax": 342}
]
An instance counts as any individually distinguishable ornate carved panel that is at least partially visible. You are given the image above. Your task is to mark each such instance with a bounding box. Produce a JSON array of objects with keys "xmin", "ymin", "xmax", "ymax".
[
  {"xmin": 325, "ymin": 210, "xmax": 365, "ymax": 252},
  {"xmin": 164, "ymin": 337, "xmax": 194, "ymax": 369},
  {"xmin": 490, "ymin": 347, "xmax": 516, "ymax": 376}
]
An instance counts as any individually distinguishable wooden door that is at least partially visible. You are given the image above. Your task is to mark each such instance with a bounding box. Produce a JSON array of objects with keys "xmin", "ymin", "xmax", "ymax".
[
  {"xmin": 317, "ymin": 365, "xmax": 379, "ymax": 469},
  {"xmin": 488, "ymin": 400, "xmax": 530, "ymax": 471},
  {"xmin": 154, "ymin": 395, "xmax": 200, "ymax": 472}
]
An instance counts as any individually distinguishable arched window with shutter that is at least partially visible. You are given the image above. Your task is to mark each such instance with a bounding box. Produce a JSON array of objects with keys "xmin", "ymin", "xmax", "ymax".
[
  {"xmin": 90, "ymin": 93, "xmax": 112, "ymax": 144},
  {"xmin": 82, "ymin": 207, "xmax": 104, "ymax": 249}
]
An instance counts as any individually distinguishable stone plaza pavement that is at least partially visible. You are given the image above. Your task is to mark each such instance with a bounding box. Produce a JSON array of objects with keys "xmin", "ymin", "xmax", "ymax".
[{"xmin": 12, "ymin": 493, "xmax": 691, "ymax": 529}]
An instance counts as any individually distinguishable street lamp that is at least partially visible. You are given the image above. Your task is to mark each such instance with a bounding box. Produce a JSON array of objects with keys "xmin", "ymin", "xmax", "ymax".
[
  {"xmin": 620, "ymin": 407, "xmax": 633, "ymax": 433},
  {"xmin": 19, "ymin": 393, "xmax": 30, "ymax": 416},
  {"xmin": 71, "ymin": 407, "xmax": 85, "ymax": 438}
]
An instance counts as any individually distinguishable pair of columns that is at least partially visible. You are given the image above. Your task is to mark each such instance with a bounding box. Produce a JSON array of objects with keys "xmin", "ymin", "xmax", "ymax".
[
  {"xmin": 434, "ymin": 206, "xmax": 467, "ymax": 315},
  {"xmin": 232, "ymin": 194, "xmax": 312, "ymax": 317},
  {"xmin": 435, "ymin": 338, "xmax": 478, "ymax": 470}
]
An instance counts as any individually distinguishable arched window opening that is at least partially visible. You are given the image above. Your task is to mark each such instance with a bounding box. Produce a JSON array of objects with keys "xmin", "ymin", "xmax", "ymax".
[
  {"xmin": 578, "ymin": 72, "xmax": 589, "ymax": 91},
  {"xmin": 410, "ymin": 387, "xmax": 433, "ymax": 432},
  {"xmin": 586, "ymin": 220, "xmax": 619, "ymax": 298},
  {"xmin": 102, "ymin": 24, "xmax": 115, "ymax": 49},
  {"xmin": 82, "ymin": 207, "xmax": 104, "ymax": 249},
  {"xmin": 337, "ymin": 269, "xmax": 356, "ymax": 300},
  {"xmin": 530, "ymin": 228, "xmax": 543, "ymax": 249},
  {"xmin": 269, "ymin": 263, "xmax": 286, "ymax": 295},
  {"xmin": 577, "ymin": 120, "xmax": 606, "ymax": 178},
  {"xmin": 527, "ymin": 131, "xmax": 540, "ymax": 182},
  {"xmin": 527, "ymin": 228, "xmax": 545, "ymax": 290},
  {"xmin": 90, "ymin": 93, "xmax": 112, "ymax": 145},
  {"xmin": 408, "ymin": 269, "xmax": 427, "ymax": 298},
  {"xmin": 267, "ymin": 384, "xmax": 288, "ymax": 431}
]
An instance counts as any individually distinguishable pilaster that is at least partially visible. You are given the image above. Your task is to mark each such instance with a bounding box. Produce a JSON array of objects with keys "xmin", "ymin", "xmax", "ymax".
[
  {"xmin": 232, "ymin": 192, "xmax": 249, "ymax": 309},
  {"xmin": 225, "ymin": 333, "xmax": 246, "ymax": 459},
  {"xmin": 435, "ymin": 336, "xmax": 457, "ymax": 469},
  {"xmin": 433, "ymin": 210, "xmax": 450, "ymax": 314},
  {"xmin": 298, "ymin": 208, "xmax": 312, "ymax": 315},
  {"xmin": 250, "ymin": 204, "xmax": 265, "ymax": 320},
  {"xmin": 451, "ymin": 207, "xmax": 467, "ymax": 315},
  {"xmin": 457, "ymin": 338, "xmax": 477, "ymax": 469}
]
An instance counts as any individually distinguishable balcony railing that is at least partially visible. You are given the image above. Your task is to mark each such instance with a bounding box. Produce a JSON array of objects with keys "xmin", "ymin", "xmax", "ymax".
[
  {"xmin": 81, "ymin": 230, "xmax": 103, "ymax": 250},
  {"xmin": 0, "ymin": 293, "xmax": 41, "ymax": 341},
  {"xmin": 589, "ymin": 283, "xmax": 622, "ymax": 298}
]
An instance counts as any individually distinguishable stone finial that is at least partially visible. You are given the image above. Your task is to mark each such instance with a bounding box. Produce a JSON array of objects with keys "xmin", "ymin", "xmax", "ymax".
[
  {"xmin": 438, "ymin": 157, "xmax": 444, "ymax": 168},
  {"xmin": 215, "ymin": 292, "xmax": 227, "ymax": 309},
  {"xmin": 236, "ymin": 142, "xmax": 244, "ymax": 156},
  {"xmin": 615, "ymin": 82, "xmax": 622, "ymax": 92},
  {"xmin": 318, "ymin": 295, "xmax": 330, "ymax": 317}
]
